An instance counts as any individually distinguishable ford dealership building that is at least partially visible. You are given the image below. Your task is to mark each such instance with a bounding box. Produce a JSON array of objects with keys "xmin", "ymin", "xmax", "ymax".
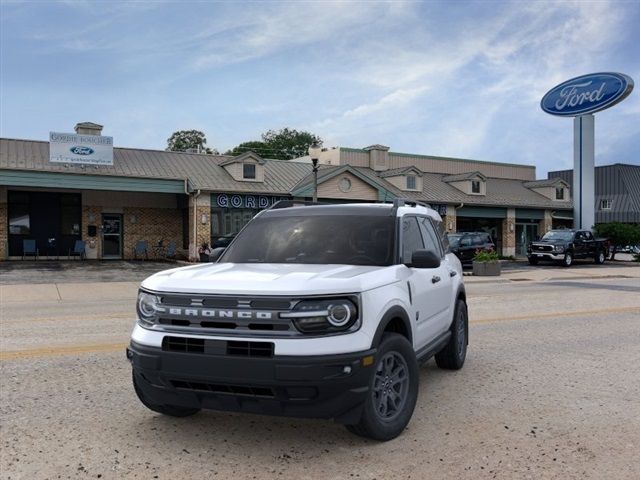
[{"xmin": 1, "ymin": 122, "xmax": 574, "ymax": 261}]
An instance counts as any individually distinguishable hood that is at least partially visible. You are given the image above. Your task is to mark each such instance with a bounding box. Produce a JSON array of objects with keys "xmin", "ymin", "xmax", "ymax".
[{"xmin": 141, "ymin": 262, "xmax": 403, "ymax": 296}]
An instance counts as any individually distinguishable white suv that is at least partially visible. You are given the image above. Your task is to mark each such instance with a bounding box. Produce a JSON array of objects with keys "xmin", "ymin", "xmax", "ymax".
[{"xmin": 128, "ymin": 200, "xmax": 468, "ymax": 441}]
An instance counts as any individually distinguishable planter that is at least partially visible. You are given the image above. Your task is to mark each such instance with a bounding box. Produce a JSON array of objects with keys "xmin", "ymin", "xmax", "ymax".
[{"xmin": 472, "ymin": 260, "xmax": 501, "ymax": 276}]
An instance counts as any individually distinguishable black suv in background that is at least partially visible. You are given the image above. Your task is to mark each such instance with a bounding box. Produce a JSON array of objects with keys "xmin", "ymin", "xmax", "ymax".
[{"xmin": 447, "ymin": 232, "xmax": 495, "ymax": 264}]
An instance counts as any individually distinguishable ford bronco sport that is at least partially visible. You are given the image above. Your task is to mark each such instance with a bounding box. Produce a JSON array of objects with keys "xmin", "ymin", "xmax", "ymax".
[{"xmin": 128, "ymin": 199, "xmax": 468, "ymax": 441}]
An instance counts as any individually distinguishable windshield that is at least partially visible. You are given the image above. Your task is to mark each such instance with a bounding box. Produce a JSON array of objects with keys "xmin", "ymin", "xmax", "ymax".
[
  {"xmin": 220, "ymin": 214, "xmax": 396, "ymax": 266},
  {"xmin": 447, "ymin": 234, "xmax": 462, "ymax": 247},
  {"xmin": 542, "ymin": 231, "xmax": 574, "ymax": 241}
]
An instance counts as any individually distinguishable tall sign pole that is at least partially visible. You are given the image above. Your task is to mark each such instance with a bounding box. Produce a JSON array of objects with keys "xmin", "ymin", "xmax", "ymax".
[
  {"xmin": 573, "ymin": 114, "xmax": 595, "ymax": 229},
  {"xmin": 541, "ymin": 72, "xmax": 633, "ymax": 230}
]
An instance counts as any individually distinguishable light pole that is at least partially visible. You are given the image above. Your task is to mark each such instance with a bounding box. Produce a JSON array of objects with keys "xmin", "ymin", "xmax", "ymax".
[{"xmin": 308, "ymin": 142, "xmax": 322, "ymax": 203}]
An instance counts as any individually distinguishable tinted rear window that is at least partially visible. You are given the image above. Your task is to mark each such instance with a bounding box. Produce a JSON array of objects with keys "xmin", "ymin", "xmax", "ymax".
[{"xmin": 220, "ymin": 215, "xmax": 396, "ymax": 266}]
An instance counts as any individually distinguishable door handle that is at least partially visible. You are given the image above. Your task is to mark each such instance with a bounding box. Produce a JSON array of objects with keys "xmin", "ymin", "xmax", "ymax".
[
  {"xmin": 449, "ymin": 270, "xmax": 457, "ymax": 277},
  {"xmin": 432, "ymin": 276, "xmax": 441, "ymax": 284}
]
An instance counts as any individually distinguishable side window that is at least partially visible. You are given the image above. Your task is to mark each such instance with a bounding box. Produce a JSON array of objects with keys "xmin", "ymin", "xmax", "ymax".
[
  {"xmin": 472, "ymin": 234, "xmax": 484, "ymax": 246},
  {"xmin": 584, "ymin": 231, "xmax": 593, "ymax": 241},
  {"xmin": 402, "ymin": 217, "xmax": 425, "ymax": 263},
  {"xmin": 460, "ymin": 235, "xmax": 472, "ymax": 247},
  {"xmin": 418, "ymin": 217, "xmax": 443, "ymax": 257},
  {"xmin": 434, "ymin": 219, "xmax": 450, "ymax": 252},
  {"xmin": 575, "ymin": 232, "xmax": 584, "ymax": 241}
]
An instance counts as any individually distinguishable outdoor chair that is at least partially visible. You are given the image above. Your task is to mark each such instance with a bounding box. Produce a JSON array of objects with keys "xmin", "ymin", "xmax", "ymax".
[
  {"xmin": 133, "ymin": 240, "xmax": 149, "ymax": 260},
  {"xmin": 22, "ymin": 239, "xmax": 39, "ymax": 260},
  {"xmin": 68, "ymin": 240, "xmax": 86, "ymax": 260},
  {"xmin": 165, "ymin": 241, "xmax": 177, "ymax": 259}
]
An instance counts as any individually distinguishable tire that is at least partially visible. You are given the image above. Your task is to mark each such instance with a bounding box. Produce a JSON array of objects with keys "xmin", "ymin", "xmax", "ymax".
[
  {"xmin": 435, "ymin": 299, "xmax": 468, "ymax": 370},
  {"xmin": 595, "ymin": 250, "xmax": 606, "ymax": 265},
  {"xmin": 345, "ymin": 333, "xmax": 419, "ymax": 441},
  {"xmin": 528, "ymin": 256, "xmax": 538, "ymax": 265},
  {"xmin": 562, "ymin": 252, "xmax": 573, "ymax": 267},
  {"xmin": 132, "ymin": 371, "xmax": 200, "ymax": 417}
]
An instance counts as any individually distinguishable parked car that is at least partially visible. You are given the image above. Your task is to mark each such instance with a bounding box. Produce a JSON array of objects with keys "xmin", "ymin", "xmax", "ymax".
[
  {"xmin": 447, "ymin": 232, "xmax": 495, "ymax": 265},
  {"xmin": 212, "ymin": 233, "xmax": 237, "ymax": 249},
  {"xmin": 527, "ymin": 229, "xmax": 609, "ymax": 267}
]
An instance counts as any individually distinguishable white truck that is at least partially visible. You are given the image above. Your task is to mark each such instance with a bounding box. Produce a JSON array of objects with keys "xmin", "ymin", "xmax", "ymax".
[{"xmin": 128, "ymin": 199, "xmax": 468, "ymax": 440}]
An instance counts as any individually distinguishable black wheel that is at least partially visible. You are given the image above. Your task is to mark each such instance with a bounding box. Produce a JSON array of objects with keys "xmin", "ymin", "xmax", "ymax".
[
  {"xmin": 595, "ymin": 250, "xmax": 606, "ymax": 265},
  {"xmin": 435, "ymin": 299, "xmax": 468, "ymax": 370},
  {"xmin": 345, "ymin": 333, "xmax": 418, "ymax": 441},
  {"xmin": 528, "ymin": 256, "xmax": 538, "ymax": 265},
  {"xmin": 562, "ymin": 252, "xmax": 573, "ymax": 267},
  {"xmin": 132, "ymin": 371, "xmax": 200, "ymax": 417}
]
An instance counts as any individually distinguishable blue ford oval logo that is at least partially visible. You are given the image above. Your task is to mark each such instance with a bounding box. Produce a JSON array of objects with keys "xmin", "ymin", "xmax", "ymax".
[
  {"xmin": 70, "ymin": 146, "xmax": 95, "ymax": 155},
  {"xmin": 541, "ymin": 72, "xmax": 634, "ymax": 117}
]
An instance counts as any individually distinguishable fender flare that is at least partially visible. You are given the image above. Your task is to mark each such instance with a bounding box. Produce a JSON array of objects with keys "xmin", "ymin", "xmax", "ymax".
[{"xmin": 370, "ymin": 305, "xmax": 412, "ymax": 348}]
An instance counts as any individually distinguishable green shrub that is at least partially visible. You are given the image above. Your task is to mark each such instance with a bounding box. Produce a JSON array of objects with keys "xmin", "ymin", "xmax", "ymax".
[{"xmin": 473, "ymin": 250, "xmax": 500, "ymax": 262}]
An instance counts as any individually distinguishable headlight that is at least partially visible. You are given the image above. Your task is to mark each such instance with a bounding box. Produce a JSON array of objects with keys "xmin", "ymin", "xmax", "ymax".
[
  {"xmin": 555, "ymin": 245, "xmax": 565, "ymax": 252},
  {"xmin": 282, "ymin": 298, "xmax": 359, "ymax": 334},
  {"xmin": 137, "ymin": 291, "xmax": 162, "ymax": 326}
]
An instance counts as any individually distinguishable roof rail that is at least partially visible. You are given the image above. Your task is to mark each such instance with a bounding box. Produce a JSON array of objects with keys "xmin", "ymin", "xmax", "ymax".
[
  {"xmin": 268, "ymin": 200, "xmax": 326, "ymax": 210},
  {"xmin": 390, "ymin": 198, "xmax": 432, "ymax": 216}
]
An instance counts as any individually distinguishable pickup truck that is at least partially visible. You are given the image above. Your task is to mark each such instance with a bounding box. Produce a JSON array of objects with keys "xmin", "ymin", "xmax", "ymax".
[{"xmin": 527, "ymin": 229, "xmax": 609, "ymax": 267}]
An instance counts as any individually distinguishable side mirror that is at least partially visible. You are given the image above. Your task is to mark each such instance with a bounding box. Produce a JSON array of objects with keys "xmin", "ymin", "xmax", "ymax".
[
  {"xmin": 210, "ymin": 247, "xmax": 226, "ymax": 262},
  {"xmin": 407, "ymin": 249, "xmax": 441, "ymax": 269}
]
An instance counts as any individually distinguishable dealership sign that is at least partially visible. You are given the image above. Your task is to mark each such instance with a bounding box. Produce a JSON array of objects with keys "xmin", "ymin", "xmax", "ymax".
[
  {"xmin": 213, "ymin": 193, "xmax": 288, "ymax": 209},
  {"xmin": 541, "ymin": 72, "xmax": 634, "ymax": 117},
  {"xmin": 49, "ymin": 132, "xmax": 114, "ymax": 165}
]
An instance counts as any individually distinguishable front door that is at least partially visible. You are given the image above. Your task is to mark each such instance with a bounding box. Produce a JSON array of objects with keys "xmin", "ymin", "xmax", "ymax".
[
  {"xmin": 516, "ymin": 223, "xmax": 538, "ymax": 257},
  {"xmin": 102, "ymin": 214, "xmax": 122, "ymax": 259}
]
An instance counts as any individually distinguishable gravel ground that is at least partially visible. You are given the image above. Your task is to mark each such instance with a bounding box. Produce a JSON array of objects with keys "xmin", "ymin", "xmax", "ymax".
[{"xmin": 1, "ymin": 272, "xmax": 639, "ymax": 479}]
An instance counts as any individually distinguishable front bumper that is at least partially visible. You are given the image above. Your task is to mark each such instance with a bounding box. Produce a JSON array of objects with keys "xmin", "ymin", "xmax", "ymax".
[
  {"xmin": 528, "ymin": 251, "xmax": 564, "ymax": 261},
  {"xmin": 128, "ymin": 341, "xmax": 376, "ymax": 424}
]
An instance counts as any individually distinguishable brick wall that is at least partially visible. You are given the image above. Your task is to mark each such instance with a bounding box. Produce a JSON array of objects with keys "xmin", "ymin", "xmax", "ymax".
[
  {"xmin": 539, "ymin": 210, "xmax": 553, "ymax": 236},
  {"xmin": 501, "ymin": 208, "xmax": 516, "ymax": 257},
  {"xmin": 123, "ymin": 207, "xmax": 183, "ymax": 260}
]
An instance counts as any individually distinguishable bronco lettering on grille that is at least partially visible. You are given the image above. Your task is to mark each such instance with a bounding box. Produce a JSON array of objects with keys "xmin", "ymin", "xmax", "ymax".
[{"xmin": 165, "ymin": 308, "xmax": 273, "ymax": 320}]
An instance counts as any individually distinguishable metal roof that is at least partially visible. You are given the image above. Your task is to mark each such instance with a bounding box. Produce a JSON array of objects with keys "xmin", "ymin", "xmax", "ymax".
[
  {"xmin": 442, "ymin": 171, "xmax": 487, "ymax": 182},
  {"xmin": 379, "ymin": 166, "xmax": 423, "ymax": 178},
  {"xmin": 549, "ymin": 164, "xmax": 640, "ymax": 222},
  {"xmin": 0, "ymin": 138, "xmax": 311, "ymax": 194},
  {"xmin": 1, "ymin": 137, "xmax": 573, "ymax": 209}
]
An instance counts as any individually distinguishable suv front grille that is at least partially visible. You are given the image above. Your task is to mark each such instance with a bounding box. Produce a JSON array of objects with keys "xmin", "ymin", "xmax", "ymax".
[{"xmin": 162, "ymin": 336, "xmax": 274, "ymax": 357}]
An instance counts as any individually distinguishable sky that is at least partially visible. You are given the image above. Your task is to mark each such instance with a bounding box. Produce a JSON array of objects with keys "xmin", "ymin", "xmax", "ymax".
[{"xmin": 1, "ymin": 0, "xmax": 639, "ymax": 177}]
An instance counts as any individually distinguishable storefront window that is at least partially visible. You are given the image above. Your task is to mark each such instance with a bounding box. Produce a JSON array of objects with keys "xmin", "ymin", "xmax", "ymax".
[
  {"xmin": 60, "ymin": 194, "xmax": 81, "ymax": 235},
  {"xmin": 8, "ymin": 192, "xmax": 30, "ymax": 234}
]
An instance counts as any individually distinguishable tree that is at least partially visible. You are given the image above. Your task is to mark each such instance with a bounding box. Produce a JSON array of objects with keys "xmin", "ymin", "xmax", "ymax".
[
  {"xmin": 593, "ymin": 222, "xmax": 640, "ymax": 260},
  {"xmin": 225, "ymin": 128, "xmax": 322, "ymax": 160},
  {"xmin": 260, "ymin": 128, "xmax": 322, "ymax": 160},
  {"xmin": 167, "ymin": 130, "xmax": 216, "ymax": 154},
  {"xmin": 224, "ymin": 141, "xmax": 268, "ymax": 157}
]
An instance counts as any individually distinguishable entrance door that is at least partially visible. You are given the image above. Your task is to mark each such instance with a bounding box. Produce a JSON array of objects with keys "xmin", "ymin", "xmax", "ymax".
[
  {"xmin": 102, "ymin": 214, "xmax": 123, "ymax": 259},
  {"xmin": 516, "ymin": 223, "xmax": 538, "ymax": 257}
]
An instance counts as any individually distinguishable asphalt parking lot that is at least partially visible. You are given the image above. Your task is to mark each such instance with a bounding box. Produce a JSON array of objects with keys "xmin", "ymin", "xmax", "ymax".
[{"xmin": 1, "ymin": 261, "xmax": 639, "ymax": 479}]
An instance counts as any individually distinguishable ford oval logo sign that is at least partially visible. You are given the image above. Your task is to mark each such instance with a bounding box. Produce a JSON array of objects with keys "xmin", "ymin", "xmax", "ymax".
[
  {"xmin": 70, "ymin": 146, "xmax": 95, "ymax": 155},
  {"xmin": 541, "ymin": 72, "xmax": 633, "ymax": 117}
]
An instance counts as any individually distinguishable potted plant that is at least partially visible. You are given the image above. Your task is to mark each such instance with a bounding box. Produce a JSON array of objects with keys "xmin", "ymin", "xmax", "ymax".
[
  {"xmin": 472, "ymin": 249, "xmax": 501, "ymax": 276},
  {"xmin": 198, "ymin": 241, "xmax": 211, "ymax": 262}
]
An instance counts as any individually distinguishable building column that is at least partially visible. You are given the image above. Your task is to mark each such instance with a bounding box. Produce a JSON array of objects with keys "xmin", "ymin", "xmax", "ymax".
[
  {"xmin": 539, "ymin": 210, "xmax": 553, "ymax": 236},
  {"xmin": 82, "ymin": 205, "xmax": 102, "ymax": 259},
  {"xmin": 443, "ymin": 204, "xmax": 457, "ymax": 233},
  {"xmin": 501, "ymin": 208, "xmax": 516, "ymax": 257},
  {"xmin": 0, "ymin": 188, "xmax": 7, "ymax": 261},
  {"xmin": 188, "ymin": 193, "xmax": 211, "ymax": 261}
]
